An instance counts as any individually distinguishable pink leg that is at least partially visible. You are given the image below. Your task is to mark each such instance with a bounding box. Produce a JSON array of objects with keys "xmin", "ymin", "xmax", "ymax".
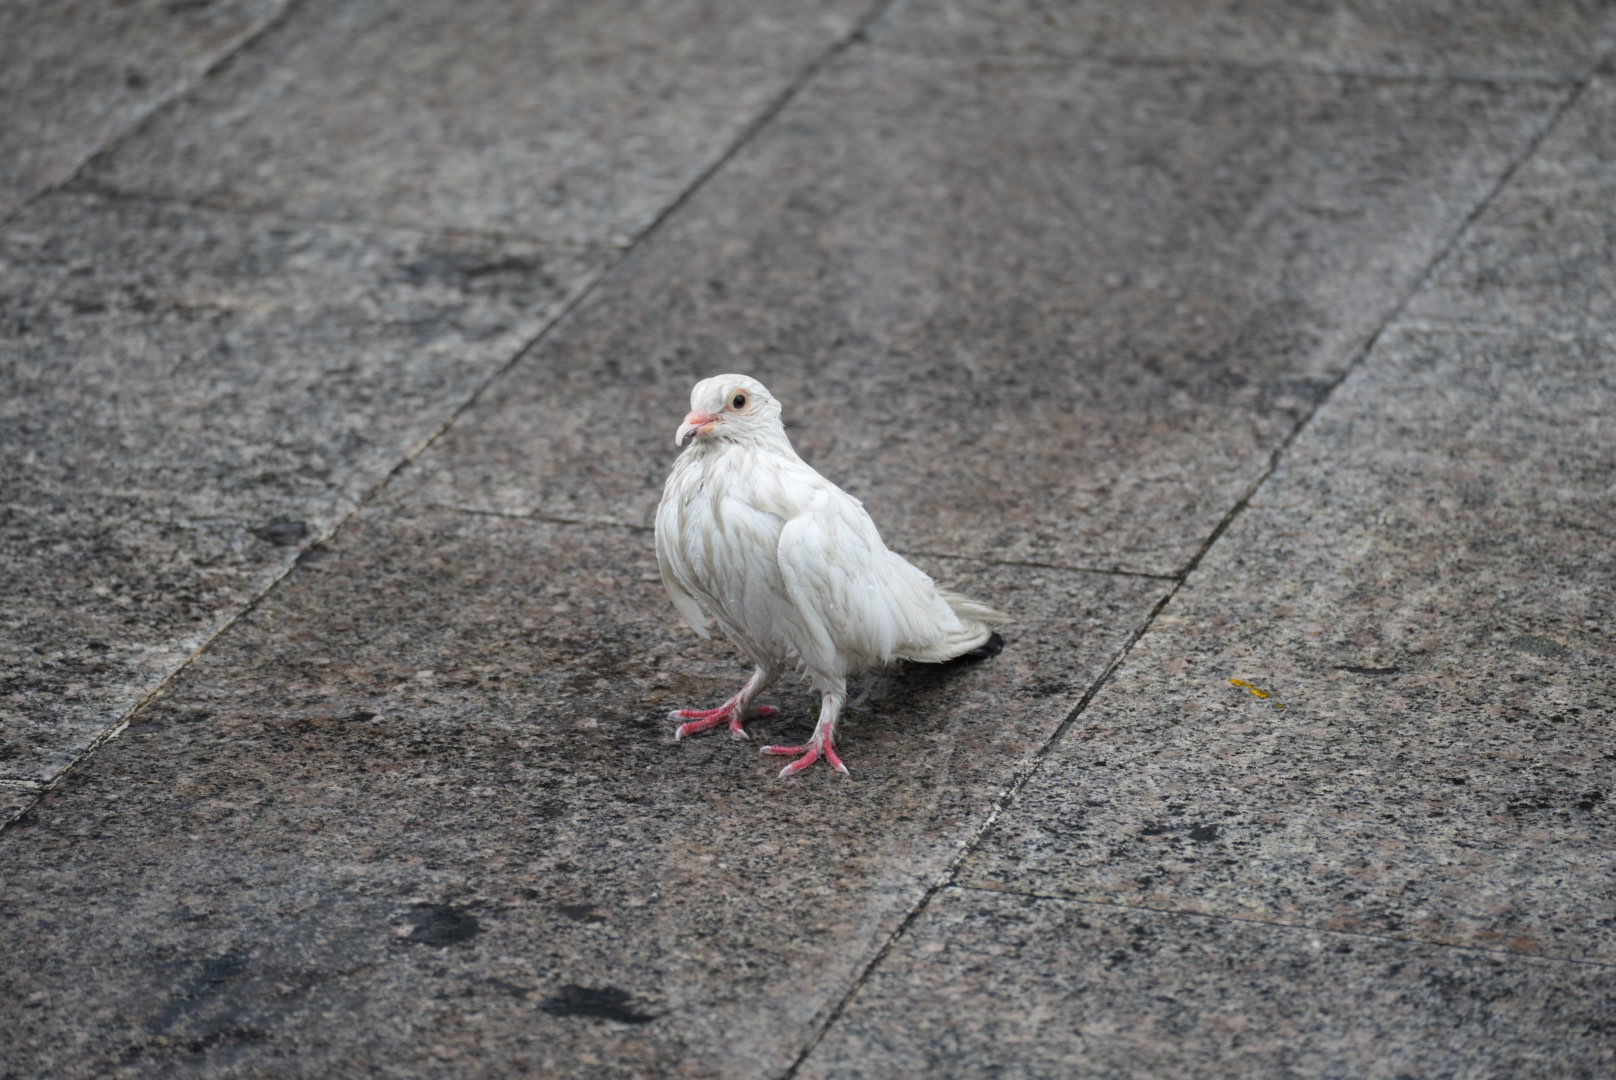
[
  {"xmin": 670, "ymin": 666, "xmax": 777, "ymax": 741},
  {"xmin": 761, "ymin": 691, "xmax": 848, "ymax": 777}
]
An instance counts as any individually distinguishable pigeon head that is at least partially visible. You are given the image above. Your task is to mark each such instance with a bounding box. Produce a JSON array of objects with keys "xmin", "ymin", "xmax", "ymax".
[{"xmin": 675, "ymin": 374, "xmax": 784, "ymax": 447}]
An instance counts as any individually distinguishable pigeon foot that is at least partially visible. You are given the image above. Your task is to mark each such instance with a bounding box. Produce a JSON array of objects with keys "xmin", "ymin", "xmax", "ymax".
[
  {"xmin": 670, "ymin": 702, "xmax": 777, "ymax": 741},
  {"xmin": 763, "ymin": 690, "xmax": 848, "ymax": 777},
  {"xmin": 761, "ymin": 737, "xmax": 848, "ymax": 777}
]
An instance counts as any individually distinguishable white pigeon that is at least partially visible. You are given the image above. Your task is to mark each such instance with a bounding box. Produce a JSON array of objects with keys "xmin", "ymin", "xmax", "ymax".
[{"xmin": 655, "ymin": 374, "xmax": 1008, "ymax": 777}]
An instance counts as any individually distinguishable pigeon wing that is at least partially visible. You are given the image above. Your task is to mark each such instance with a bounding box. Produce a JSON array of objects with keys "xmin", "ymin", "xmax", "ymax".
[{"xmin": 775, "ymin": 485, "xmax": 959, "ymax": 674}]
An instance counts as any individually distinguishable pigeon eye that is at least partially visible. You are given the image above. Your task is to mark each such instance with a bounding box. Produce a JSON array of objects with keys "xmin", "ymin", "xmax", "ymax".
[{"xmin": 731, "ymin": 393, "xmax": 747, "ymax": 409}]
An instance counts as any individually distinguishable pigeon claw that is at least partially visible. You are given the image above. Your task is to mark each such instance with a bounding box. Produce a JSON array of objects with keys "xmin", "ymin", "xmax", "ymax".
[
  {"xmin": 762, "ymin": 739, "xmax": 849, "ymax": 777},
  {"xmin": 670, "ymin": 703, "xmax": 777, "ymax": 741}
]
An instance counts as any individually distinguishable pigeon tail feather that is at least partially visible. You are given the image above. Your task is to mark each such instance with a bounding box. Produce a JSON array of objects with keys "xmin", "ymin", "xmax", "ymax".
[{"xmin": 898, "ymin": 589, "xmax": 1009, "ymax": 664}]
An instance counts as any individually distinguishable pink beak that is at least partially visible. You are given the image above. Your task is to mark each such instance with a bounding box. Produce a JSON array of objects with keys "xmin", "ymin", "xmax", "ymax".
[{"xmin": 676, "ymin": 409, "xmax": 719, "ymax": 446}]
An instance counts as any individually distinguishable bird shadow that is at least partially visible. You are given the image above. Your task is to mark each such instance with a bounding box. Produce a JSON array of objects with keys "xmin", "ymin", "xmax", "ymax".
[{"xmin": 758, "ymin": 638, "xmax": 1006, "ymax": 746}]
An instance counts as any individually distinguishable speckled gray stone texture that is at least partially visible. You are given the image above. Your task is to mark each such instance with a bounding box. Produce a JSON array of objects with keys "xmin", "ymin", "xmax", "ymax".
[
  {"xmin": 0, "ymin": 506, "xmax": 1166, "ymax": 1080},
  {"xmin": 0, "ymin": 0, "xmax": 289, "ymax": 219},
  {"xmin": 0, "ymin": 785, "xmax": 36, "ymax": 831},
  {"xmin": 76, "ymin": 0, "xmax": 870, "ymax": 243},
  {"xmin": 870, "ymin": 0, "xmax": 1616, "ymax": 79},
  {"xmin": 387, "ymin": 52, "xmax": 1563, "ymax": 574},
  {"xmin": 798, "ymin": 888, "xmax": 1616, "ymax": 1080},
  {"xmin": 1410, "ymin": 75, "xmax": 1616, "ymax": 332},
  {"xmin": 0, "ymin": 195, "xmax": 605, "ymax": 781},
  {"xmin": 959, "ymin": 325, "xmax": 1616, "ymax": 962}
]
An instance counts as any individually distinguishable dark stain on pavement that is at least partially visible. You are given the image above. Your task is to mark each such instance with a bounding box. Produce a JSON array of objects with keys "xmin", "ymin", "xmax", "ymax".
[
  {"xmin": 403, "ymin": 903, "xmax": 482, "ymax": 946},
  {"xmin": 539, "ymin": 985, "xmax": 660, "ymax": 1025},
  {"xmin": 252, "ymin": 519, "xmax": 308, "ymax": 546},
  {"xmin": 557, "ymin": 903, "xmax": 609, "ymax": 924}
]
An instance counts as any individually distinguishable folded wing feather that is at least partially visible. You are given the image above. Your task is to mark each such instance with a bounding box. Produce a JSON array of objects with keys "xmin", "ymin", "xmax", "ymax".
[{"xmin": 776, "ymin": 486, "xmax": 966, "ymax": 676}]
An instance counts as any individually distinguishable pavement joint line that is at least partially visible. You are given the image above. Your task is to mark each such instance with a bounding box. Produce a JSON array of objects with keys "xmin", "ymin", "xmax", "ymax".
[
  {"xmin": 888, "ymin": 548, "xmax": 1182, "ymax": 580},
  {"xmin": 0, "ymin": 0, "xmax": 313, "ymax": 234},
  {"xmin": 33, "ymin": 183, "xmax": 620, "ymax": 253},
  {"xmin": 0, "ymin": 0, "xmax": 905, "ymax": 834},
  {"xmin": 780, "ymin": 47, "xmax": 1609, "ymax": 1080},
  {"xmin": 405, "ymin": 503, "xmax": 659, "ymax": 533},
  {"xmin": 400, "ymin": 503, "xmax": 1185, "ymax": 579},
  {"xmin": 952, "ymin": 882, "xmax": 1616, "ymax": 972},
  {"xmin": 1386, "ymin": 317, "xmax": 1616, "ymax": 338},
  {"xmin": 859, "ymin": 42, "xmax": 1589, "ymax": 87}
]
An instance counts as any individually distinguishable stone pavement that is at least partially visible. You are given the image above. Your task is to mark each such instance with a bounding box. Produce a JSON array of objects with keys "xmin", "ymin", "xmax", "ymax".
[{"xmin": 1, "ymin": 2, "xmax": 1613, "ymax": 1077}]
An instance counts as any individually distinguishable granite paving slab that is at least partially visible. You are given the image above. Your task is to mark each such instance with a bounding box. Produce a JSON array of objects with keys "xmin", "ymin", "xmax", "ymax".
[
  {"xmin": 869, "ymin": 0, "xmax": 1616, "ymax": 80},
  {"xmin": 0, "ymin": 0, "xmax": 289, "ymax": 221},
  {"xmin": 0, "ymin": 193, "xmax": 607, "ymax": 782},
  {"xmin": 957, "ymin": 325, "xmax": 1616, "ymax": 963},
  {"xmin": 76, "ymin": 0, "xmax": 872, "ymax": 244},
  {"xmin": 0, "ymin": 505, "xmax": 1167, "ymax": 1080},
  {"xmin": 798, "ymin": 887, "xmax": 1616, "ymax": 1080},
  {"xmin": 388, "ymin": 51, "xmax": 1563, "ymax": 575},
  {"xmin": 1409, "ymin": 74, "xmax": 1616, "ymax": 332}
]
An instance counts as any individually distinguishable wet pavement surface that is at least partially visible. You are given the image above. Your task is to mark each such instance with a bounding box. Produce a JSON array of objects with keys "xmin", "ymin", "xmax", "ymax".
[{"xmin": 3, "ymin": 2, "xmax": 1614, "ymax": 1078}]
